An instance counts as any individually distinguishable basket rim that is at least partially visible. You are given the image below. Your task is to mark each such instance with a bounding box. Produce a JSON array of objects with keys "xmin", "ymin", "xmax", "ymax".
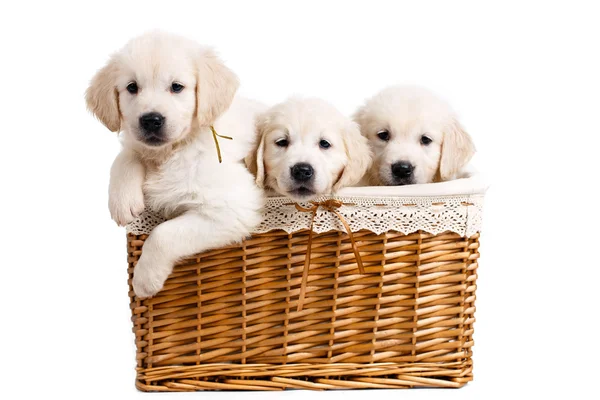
[{"xmin": 265, "ymin": 172, "xmax": 488, "ymax": 199}]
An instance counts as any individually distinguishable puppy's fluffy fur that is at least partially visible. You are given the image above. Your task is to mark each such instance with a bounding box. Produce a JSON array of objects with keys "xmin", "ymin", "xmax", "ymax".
[
  {"xmin": 354, "ymin": 85, "xmax": 475, "ymax": 185},
  {"xmin": 248, "ymin": 97, "xmax": 371, "ymax": 201},
  {"xmin": 86, "ymin": 32, "xmax": 265, "ymax": 297}
]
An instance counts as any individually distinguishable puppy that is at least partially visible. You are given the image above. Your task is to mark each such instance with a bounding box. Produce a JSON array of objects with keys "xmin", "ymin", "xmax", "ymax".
[
  {"xmin": 86, "ymin": 32, "xmax": 265, "ymax": 297},
  {"xmin": 354, "ymin": 85, "xmax": 475, "ymax": 185},
  {"xmin": 247, "ymin": 97, "xmax": 371, "ymax": 201}
]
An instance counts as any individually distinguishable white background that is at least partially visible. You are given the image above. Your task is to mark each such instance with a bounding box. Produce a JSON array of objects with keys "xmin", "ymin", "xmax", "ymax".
[{"xmin": 1, "ymin": 0, "xmax": 599, "ymax": 398}]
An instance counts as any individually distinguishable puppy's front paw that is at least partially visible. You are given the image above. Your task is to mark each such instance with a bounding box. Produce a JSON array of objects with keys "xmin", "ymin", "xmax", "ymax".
[
  {"xmin": 132, "ymin": 257, "xmax": 171, "ymax": 298},
  {"xmin": 109, "ymin": 188, "xmax": 145, "ymax": 227}
]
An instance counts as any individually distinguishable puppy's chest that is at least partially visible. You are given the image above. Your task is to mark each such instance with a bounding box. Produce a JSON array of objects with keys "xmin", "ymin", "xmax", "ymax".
[{"xmin": 143, "ymin": 149, "xmax": 211, "ymax": 214}]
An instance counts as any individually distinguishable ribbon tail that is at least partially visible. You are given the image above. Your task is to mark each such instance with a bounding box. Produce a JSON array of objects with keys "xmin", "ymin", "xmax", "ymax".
[
  {"xmin": 297, "ymin": 256, "xmax": 310, "ymax": 312},
  {"xmin": 354, "ymin": 247, "xmax": 365, "ymax": 274},
  {"xmin": 210, "ymin": 126, "xmax": 223, "ymax": 163},
  {"xmin": 297, "ymin": 209, "xmax": 316, "ymax": 312},
  {"xmin": 332, "ymin": 209, "xmax": 365, "ymax": 274}
]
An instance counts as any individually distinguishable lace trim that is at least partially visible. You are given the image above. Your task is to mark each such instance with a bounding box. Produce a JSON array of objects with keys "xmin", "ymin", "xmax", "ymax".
[{"xmin": 126, "ymin": 194, "xmax": 484, "ymax": 237}]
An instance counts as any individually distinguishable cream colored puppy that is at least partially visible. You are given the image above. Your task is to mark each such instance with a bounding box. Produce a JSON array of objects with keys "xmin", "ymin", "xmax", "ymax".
[
  {"xmin": 86, "ymin": 32, "xmax": 265, "ymax": 297},
  {"xmin": 354, "ymin": 85, "xmax": 475, "ymax": 185},
  {"xmin": 248, "ymin": 98, "xmax": 371, "ymax": 201}
]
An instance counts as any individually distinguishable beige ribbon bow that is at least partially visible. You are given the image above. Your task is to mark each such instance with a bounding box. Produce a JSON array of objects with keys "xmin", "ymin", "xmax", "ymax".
[{"xmin": 294, "ymin": 199, "xmax": 365, "ymax": 311}]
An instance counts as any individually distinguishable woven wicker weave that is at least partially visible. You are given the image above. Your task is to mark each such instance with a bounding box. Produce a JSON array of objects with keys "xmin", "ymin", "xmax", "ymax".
[{"xmin": 128, "ymin": 226, "xmax": 480, "ymax": 391}]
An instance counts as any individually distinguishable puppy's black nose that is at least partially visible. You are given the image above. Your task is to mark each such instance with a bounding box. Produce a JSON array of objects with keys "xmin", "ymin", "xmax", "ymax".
[
  {"xmin": 391, "ymin": 161, "xmax": 414, "ymax": 178},
  {"xmin": 291, "ymin": 163, "xmax": 314, "ymax": 182},
  {"xmin": 140, "ymin": 112, "xmax": 165, "ymax": 133}
]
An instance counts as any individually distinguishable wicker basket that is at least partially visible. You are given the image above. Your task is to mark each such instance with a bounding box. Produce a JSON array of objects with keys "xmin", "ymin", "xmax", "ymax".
[{"xmin": 126, "ymin": 178, "xmax": 486, "ymax": 391}]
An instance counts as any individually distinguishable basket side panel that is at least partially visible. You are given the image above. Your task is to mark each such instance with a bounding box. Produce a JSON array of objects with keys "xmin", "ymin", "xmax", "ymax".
[{"xmin": 127, "ymin": 230, "xmax": 479, "ymax": 391}]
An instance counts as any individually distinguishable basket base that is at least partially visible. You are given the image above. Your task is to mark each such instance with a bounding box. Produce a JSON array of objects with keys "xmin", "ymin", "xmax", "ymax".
[{"xmin": 135, "ymin": 362, "xmax": 472, "ymax": 391}]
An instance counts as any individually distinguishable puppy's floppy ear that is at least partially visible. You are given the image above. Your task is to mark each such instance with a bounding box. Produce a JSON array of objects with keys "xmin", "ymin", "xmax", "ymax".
[
  {"xmin": 439, "ymin": 118, "xmax": 475, "ymax": 181},
  {"xmin": 351, "ymin": 105, "xmax": 368, "ymax": 134},
  {"xmin": 195, "ymin": 48, "xmax": 240, "ymax": 126},
  {"xmin": 333, "ymin": 121, "xmax": 372, "ymax": 191},
  {"xmin": 86, "ymin": 58, "xmax": 121, "ymax": 132},
  {"xmin": 246, "ymin": 114, "xmax": 268, "ymax": 188}
]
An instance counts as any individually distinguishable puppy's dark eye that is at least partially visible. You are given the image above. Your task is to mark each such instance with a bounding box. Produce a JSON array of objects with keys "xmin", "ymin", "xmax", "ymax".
[
  {"xmin": 420, "ymin": 135, "xmax": 433, "ymax": 145},
  {"xmin": 275, "ymin": 138, "xmax": 289, "ymax": 147},
  {"xmin": 126, "ymin": 82, "xmax": 138, "ymax": 94},
  {"xmin": 171, "ymin": 82, "xmax": 184, "ymax": 93},
  {"xmin": 377, "ymin": 130, "xmax": 390, "ymax": 141},
  {"xmin": 319, "ymin": 139, "xmax": 331, "ymax": 149}
]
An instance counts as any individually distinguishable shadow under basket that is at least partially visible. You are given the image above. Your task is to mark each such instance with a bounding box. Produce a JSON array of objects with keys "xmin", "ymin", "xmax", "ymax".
[{"xmin": 126, "ymin": 185, "xmax": 485, "ymax": 391}]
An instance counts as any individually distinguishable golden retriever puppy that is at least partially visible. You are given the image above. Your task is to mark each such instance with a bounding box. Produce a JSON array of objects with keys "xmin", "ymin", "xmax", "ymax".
[
  {"xmin": 354, "ymin": 85, "xmax": 475, "ymax": 185},
  {"xmin": 248, "ymin": 97, "xmax": 371, "ymax": 201},
  {"xmin": 86, "ymin": 32, "xmax": 265, "ymax": 297}
]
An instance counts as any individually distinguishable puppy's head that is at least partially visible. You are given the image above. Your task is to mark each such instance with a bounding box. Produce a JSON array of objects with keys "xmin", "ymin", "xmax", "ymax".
[
  {"xmin": 354, "ymin": 85, "xmax": 475, "ymax": 185},
  {"xmin": 86, "ymin": 31, "xmax": 238, "ymax": 150},
  {"xmin": 249, "ymin": 98, "xmax": 370, "ymax": 201}
]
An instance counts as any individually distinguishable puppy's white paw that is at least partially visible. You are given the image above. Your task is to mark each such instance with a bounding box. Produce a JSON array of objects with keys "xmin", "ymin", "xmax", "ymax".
[
  {"xmin": 109, "ymin": 188, "xmax": 145, "ymax": 227},
  {"xmin": 132, "ymin": 257, "xmax": 171, "ymax": 298}
]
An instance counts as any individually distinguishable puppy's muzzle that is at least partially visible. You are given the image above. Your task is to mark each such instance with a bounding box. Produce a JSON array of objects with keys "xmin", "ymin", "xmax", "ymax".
[
  {"xmin": 291, "ymin": 163, "xmax": 314, "ymax": 182},
  {"xmin": 391, "ymin": 161, "xmax": 415, "ymax": 185},
  {"xmin": 139, "ymin": 112, "xmax": 166, "ymax": 145}
]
